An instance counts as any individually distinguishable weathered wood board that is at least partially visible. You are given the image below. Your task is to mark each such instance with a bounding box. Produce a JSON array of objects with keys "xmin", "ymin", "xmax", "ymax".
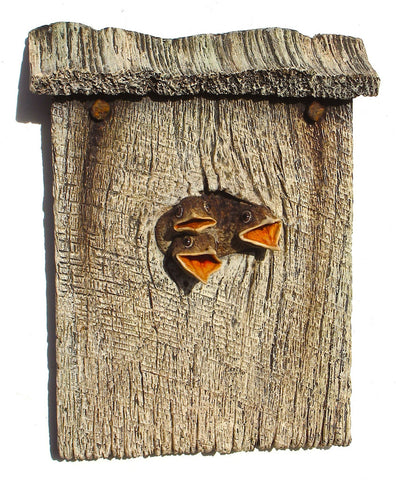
[
  {"xmin": 51, "ymin": 96, "xmax": 352, "ymax": 459},
  {"xmin": 29, "ymin": 23, "xmax": 379, "ymax": 460}
]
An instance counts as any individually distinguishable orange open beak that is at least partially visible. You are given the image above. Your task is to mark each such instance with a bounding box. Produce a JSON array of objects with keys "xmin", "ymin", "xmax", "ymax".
[
  {"xmin": 239, "ymin": 220, "xmax": 282, "ymax": 250},
  {"xmin": 176, "ymin": 249, "xmax": 222, "ymax": 283},
  {"xmin": 174, "ymin": 216, "xmax": 216, "ymax": 233}
]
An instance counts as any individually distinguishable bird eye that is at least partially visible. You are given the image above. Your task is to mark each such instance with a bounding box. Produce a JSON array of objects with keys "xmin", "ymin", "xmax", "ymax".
[
  {"xmin": 174, "ymin": 205, "xmax": 183, "ymax": 218},
  {"xmin": 182, "ymin": 236, "xmax": 193, "ymax": 248},
  {"xmin": 203, "ymin": 201, "xmax": 211, "ymax": 213},
  {"xmin": 241, "ymin": 210, "xmax": 252, "ymax": 223}
]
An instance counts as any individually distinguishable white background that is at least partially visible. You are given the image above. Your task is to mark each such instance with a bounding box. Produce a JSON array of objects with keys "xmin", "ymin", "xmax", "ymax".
[{"xmin": 1, "ymin": 1, "xmax": 395, "ymax": 478}]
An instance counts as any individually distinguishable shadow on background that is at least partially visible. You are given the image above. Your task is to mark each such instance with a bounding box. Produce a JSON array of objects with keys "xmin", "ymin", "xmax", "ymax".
[{"xmin": 16, "ymin": 39, "xmax": 59, "ymax": 460}]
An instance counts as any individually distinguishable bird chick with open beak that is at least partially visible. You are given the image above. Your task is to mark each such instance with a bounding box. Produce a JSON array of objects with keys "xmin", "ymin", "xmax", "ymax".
[
  {"xmin": 202, "ymin": 193, "xmax": 282, "ymax": 256},
  {"xmin": 170, "ymin": 233, "xmax": 222, "ymax": 284},
  {"xmin": 155, "ymin": 196, "xmax": 217, "ymax": 254}
]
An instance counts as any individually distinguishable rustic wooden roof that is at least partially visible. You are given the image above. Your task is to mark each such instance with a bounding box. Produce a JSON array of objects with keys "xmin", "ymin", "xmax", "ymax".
[{"xmin": 28, "ymin": 22, "xmax": 379, "ymax": 99}]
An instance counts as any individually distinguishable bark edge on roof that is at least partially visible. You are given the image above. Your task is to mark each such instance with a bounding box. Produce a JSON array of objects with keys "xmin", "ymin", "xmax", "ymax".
[{"xmin": 29, "ymin": 22, "xmax": 380, "ymax": 99}]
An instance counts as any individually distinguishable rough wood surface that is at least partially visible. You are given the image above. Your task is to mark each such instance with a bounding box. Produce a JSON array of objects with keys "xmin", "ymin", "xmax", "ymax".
[
  {"xmin": 29, "ymin": 22, "xmax": 379, "ymax": 98},
  {"xmin": 52, "ymin": 96, "xmax": 352, "ymax": 459}
]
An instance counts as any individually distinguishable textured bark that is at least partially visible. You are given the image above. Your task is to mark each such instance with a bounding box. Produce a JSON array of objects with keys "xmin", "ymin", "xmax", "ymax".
[
  {"xmin": 29, "ymin": 22, "xmax": 379, "ymax": 98},
  {"xmin": 52, "ymin": 96, "xmax": 353, "ymax": 459}
]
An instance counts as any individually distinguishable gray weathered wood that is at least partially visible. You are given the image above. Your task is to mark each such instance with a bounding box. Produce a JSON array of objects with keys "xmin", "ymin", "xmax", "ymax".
[
  {"xmin": 52, "ymin": 96, "xmax": 352, "ymax": 459},
  {"xmin": 29, "ymin": 22, "xmax": 379, "ymax": 98},
  {"xmin": 26, "ymin": 22, "xmax": 374, "ymax": 460}
]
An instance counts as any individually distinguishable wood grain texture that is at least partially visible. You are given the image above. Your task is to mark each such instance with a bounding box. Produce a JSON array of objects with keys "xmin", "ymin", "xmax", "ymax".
[
  {"xmin": 29, "ymin": 22, "xmax": 379, "ymax": 98},
  {"xmin": 52, "ymin": 96, "xmax": 352, "ymax": 459}
]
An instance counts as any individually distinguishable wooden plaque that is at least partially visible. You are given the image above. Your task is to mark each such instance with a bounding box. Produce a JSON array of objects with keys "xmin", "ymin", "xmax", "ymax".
[{"xmin": 29, "ymin": 23, "xmax": 379, "ymax": 460}]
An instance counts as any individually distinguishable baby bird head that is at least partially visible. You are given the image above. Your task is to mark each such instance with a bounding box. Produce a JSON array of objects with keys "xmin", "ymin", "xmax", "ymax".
[
  {"xmin": 236, "ymin": 204, "xmax": 282, "ymax": 251},
  {"xmin": 172, "ymin": 196, "xmax": 217, "ymax": 233},
  {"xmin": 170, "ymin": 233, "xmax": 221, "ymax": 284}
]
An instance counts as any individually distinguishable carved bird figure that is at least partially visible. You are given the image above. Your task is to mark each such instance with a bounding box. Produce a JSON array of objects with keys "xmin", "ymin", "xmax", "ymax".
[
  {"xmin": 169, "ymin": 233, "xmax": 222, "ymax": 284},
  {"xmin": 201, "ymin": 192, "xmax": 282, "ymax": 256},
  {"xmin": 155, "ymin": 196, "xmax": 217, "ymax": 254}
]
